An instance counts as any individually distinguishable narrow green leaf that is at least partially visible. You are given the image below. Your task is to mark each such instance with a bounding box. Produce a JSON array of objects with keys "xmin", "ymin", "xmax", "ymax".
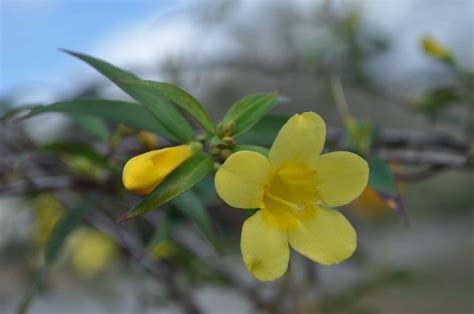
[
  {"xmin": 45, "ymin": 205, "xmax": 87, "ymax": 264},
  {"xmin": 1, "ymin": 104, "xmax": 38, "ymax": 121},
  {"xmin": 238, "ymin": 114, "xmax": 289, "ymax": 146},
  {"xmin": 63, "ymin": 50, "xmax": 195, "ymax": 142},
  {"xmin": 73, "ymin": 115, "xmax": 110, "ymax": 141},
  {"xmin": 210, "ymin": 135, "xmax": 228, "ymax": 147},
  {"xmin": 40, "ymin": 141, "xmax": 113, "ymax": 170},
  {"xmin": 194, "ymin": 176, "xmax": 219, "ymax": 205},
  {"xmin": 368, "ymin": 155, "xmax": 397, "ymax": 195},
  {"xmin": 118, "ymin": 153, "xmax": 214, "ymax": 221},
  {"xmin": 171, "ymin": 191, "xmax": 218, "ymax": 248},
  {"xmin": 16, "ymin": 267, "xmax": 46, "ymax": 314},
  {"xmin": 343, "ymin": 119, "xmax": 376, "ymax": 156},
  {"xmin": 28, "ymin": 99, "xmax": 165, "ymax": 134},
  {"xmin": 368, "ymin": 154, "xmax": 408, "ymax": 223},
  {"xmin": 223, "ymin": 92, "xmax": 284, "ymax": 138},
  {"xmin": 233, "ymin": 144, "xmax": 269, "ymax": 157},
  {"xmin": 118, "ymin": 79, "xmax": 215, "ymax": 134}
]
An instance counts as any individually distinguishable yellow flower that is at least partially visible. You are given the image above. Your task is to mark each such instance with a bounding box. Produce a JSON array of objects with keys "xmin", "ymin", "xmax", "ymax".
[
  {"xmin": 67, "ymin": 227, "xmax": 118, "ymax": 278},
  {"xmin": 32, "ymin": 195, "xmax": 64, "ymax": 247},
  {"xmin": 215, "ymin": 112, "xmax": 369, "ymax": 281},
  {"xmin": 123, "ymin": 143, "xmax": 201, "ymax": 195}
]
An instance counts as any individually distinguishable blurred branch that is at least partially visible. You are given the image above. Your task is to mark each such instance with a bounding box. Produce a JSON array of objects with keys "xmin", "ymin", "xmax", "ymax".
[
  {"xmin": 0, "ymin": 127, "xmax": 470, "ymax": 198},
  {"xmin": 325, "ymin": 127, "xmax": 469, "ymax": 152},
  {"xmin": 146, "ymin": 217, "xmax": 279, "ymax": 313},
  {"xmin": 0, "ymin": 176, "xmax": 98, "ymax": 194},
  {"xmin": 392, "ymin": 165, "xmax": 448, "ymax": 182},
  {"xmin": 372, "ymin": 129, "xmax": 468, "ymax": 152},
  {"xmin": 318, "ymin": 268, "xmax": 416, "ymax": 313},
  {"xmin": 85, "ymin": 209, "xmax": 203, "ymax": 314},
  {"xmin": 379, "ymin": 149, "xmax": 467, "ymax": 168}
]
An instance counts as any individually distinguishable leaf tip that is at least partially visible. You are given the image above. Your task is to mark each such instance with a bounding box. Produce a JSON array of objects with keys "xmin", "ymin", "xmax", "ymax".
[
  {"xmin": 116, "ymin": 212, "xmax": 132, "ymax": 223},
  {"xmin": 59, "ymin": 48, "xmax": 75, "ymax": 55}
]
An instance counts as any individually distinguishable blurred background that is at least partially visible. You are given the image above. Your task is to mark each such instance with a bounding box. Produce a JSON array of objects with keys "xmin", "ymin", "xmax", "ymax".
[{"xmin": 0, "ymin": 0, "xmax": 473, "ymax": 313}]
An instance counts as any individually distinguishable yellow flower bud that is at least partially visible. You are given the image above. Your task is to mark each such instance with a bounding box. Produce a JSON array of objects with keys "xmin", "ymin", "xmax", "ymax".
[
  {"xmin": 122, "ymin": 142, "xmax": 202, "ymax": 195},
  {"xmin": 422, "ymin": 36, "xmax": 451, "ymax": 60}
]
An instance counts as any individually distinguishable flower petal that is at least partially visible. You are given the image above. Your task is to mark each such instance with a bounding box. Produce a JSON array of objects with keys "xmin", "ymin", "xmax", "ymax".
[
  {"xmin": 269, "ymin": 112, "xmax": 326, "ymax": 167},
  {"xmin": 288, "ymin": 206, "xmax": 356, "ymax": 265},
  {"xmin": 312, "ymin": 151, "xmax": 369, "ymax": 207},
  {"xmin": 241, "ymin": 211, "xmax": 289, "ymax": 281},
  {"xmin": 215, "ymin": 151, "xmax": 272, "ymax": 209},
  {"xmin": 122, "ymin": 144, "xmax": 193, "ymax": 195}
]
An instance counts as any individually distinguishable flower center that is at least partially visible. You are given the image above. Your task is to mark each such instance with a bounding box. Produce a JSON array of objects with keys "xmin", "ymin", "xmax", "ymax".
[{"xmin": 261, "ymin": 164, "xmax": 319, "ymax": 230}]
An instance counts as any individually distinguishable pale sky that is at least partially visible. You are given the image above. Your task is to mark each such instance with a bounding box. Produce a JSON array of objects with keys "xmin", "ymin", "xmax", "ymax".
[{"xmin": 1, "ymin": 0, "xmax": 472, "ymax": 104}]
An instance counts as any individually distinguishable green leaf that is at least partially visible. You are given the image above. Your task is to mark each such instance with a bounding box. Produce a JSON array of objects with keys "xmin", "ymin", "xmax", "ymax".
[
  {"xmin": 16, "ymin": 267, "xmax": 46, "ymax": 314},
  {"xmin": 63, "ymin": 50, "xmax": 195, "ymax": 142},
  {"xmin": 368, "ymin": 155, "xmax": 396, "ymax": 195},
  {"xmin": 410, "ymin": 87, "xmax": 459, "ymax": 117},
  {"xmin": 117, "ymin": 79, "xmax": 215, "ymax": 134},
  {"xmin": 194, "ymin": 176, "xmax": 219, "ymax": 206},
  {"xmin": 368, "ymin": 154, "xmax": 408, "ymax": 223},
  {"xmin": 40, "ymin": 141, "xmax": 114, "ymax": 170},
  {"xmin": 45, "ymin": 205, "xmax": 87, "ymax": 264},
  {"xmin": 147, "ymin": 212, "xmax": 182, "ymax": 250},
  {"xmin": 210, "ymin": 135, "xmax": 228, "ymax": 147},
  {"xmin": 171, "ymin": 191, "xmax": 218, "ymax": 248},
  {"xmin": 222, "ymin": 92, "xmax": 284, "ymax": 138},
  {"xmin": 343, "ymin": 119, "xmax": 376, "ymax": 155},
  {"xmin": 73, "ymin": 115, "xmax": 110, "ymax": 141},
  {"xmin": 27, "ymin": 99, "xmax": 165, "ymax": 134},
  {"xmin": 1, "ymin": 104, "xmax": 38, "ymax": 121},
  {"xmin": 238, "ymin": 114, "xmax": 289, "ymax": 146},
  {"xmin": 233, "ymin": 144, "xmax": 269, "ymax": 157},
  {"xmin": 118, "ymin": 153, "xmax": 214, "ymax": 221}
]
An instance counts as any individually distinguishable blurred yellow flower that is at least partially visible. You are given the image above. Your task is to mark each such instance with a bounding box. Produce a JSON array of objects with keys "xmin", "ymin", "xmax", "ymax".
[
  {"xmin": 215, "ymin": 112, "xmax": 369, "ymax": 281},
  {"xmin": 67, "ymin": 227, "xmax": 118, "ymax": 278},
  {"xmin": 122, "ymin": 142, "xmax": 201, "ymax": 195},
  {"xmin": 149, "ymin": 240, "xmax": 177, "ymax": 259},
  {"xmin": 32, "ymin": 195, "xmax": 64, "ymax": 247},
  {"xmin": 422, "ymin": 36, "xmax": 451, "ymax": 60},
  {"xmin": 349, "ymin": 186, "xmax": 387, "ymax": 220},
  {"xmin": 137, "ymin": 131, "xmax": 159, "ymax": 150}
]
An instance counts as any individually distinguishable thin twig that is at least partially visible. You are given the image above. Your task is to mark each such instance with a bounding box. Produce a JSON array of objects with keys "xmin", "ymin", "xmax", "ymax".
[
  {"xmin": 393, "ymin": 165, "xmax": 448, "ymax": 182},
  {"xmin": 85, "ymin": 210, "xmax": 203, "ymax": 314},
  {"xmin": 379, "ymin": 149, "xmax": 467, "ymax": 168}
]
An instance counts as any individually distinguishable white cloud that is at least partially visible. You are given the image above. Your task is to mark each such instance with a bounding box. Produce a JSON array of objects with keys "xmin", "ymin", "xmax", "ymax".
[{"xmin": 20, "ymin": 0, "xmax": 474, "ymax": 102}]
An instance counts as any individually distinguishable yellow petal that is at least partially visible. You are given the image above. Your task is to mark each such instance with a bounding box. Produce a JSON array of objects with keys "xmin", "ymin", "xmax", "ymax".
[
  {"xmin": 312, "ymin": 151, "xmax": 369, "ymax": 207},
  {"xmin": 241, "ymin": 211, "xmax": 289, "ymax": 281},
  {"xmin": 215, "ymin": 151, "xmax": 272, "ymax": 209},
  {"xmin": 269, "ymin": 112, "xmax": 326, "ymax": 167},
  {"xmin": 288, "ymin": 206, "xmax": 356, "ymax": 265},
  {"xmin": 122, "ymin": 144, "xmax": 193, "ymax": 195}
]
